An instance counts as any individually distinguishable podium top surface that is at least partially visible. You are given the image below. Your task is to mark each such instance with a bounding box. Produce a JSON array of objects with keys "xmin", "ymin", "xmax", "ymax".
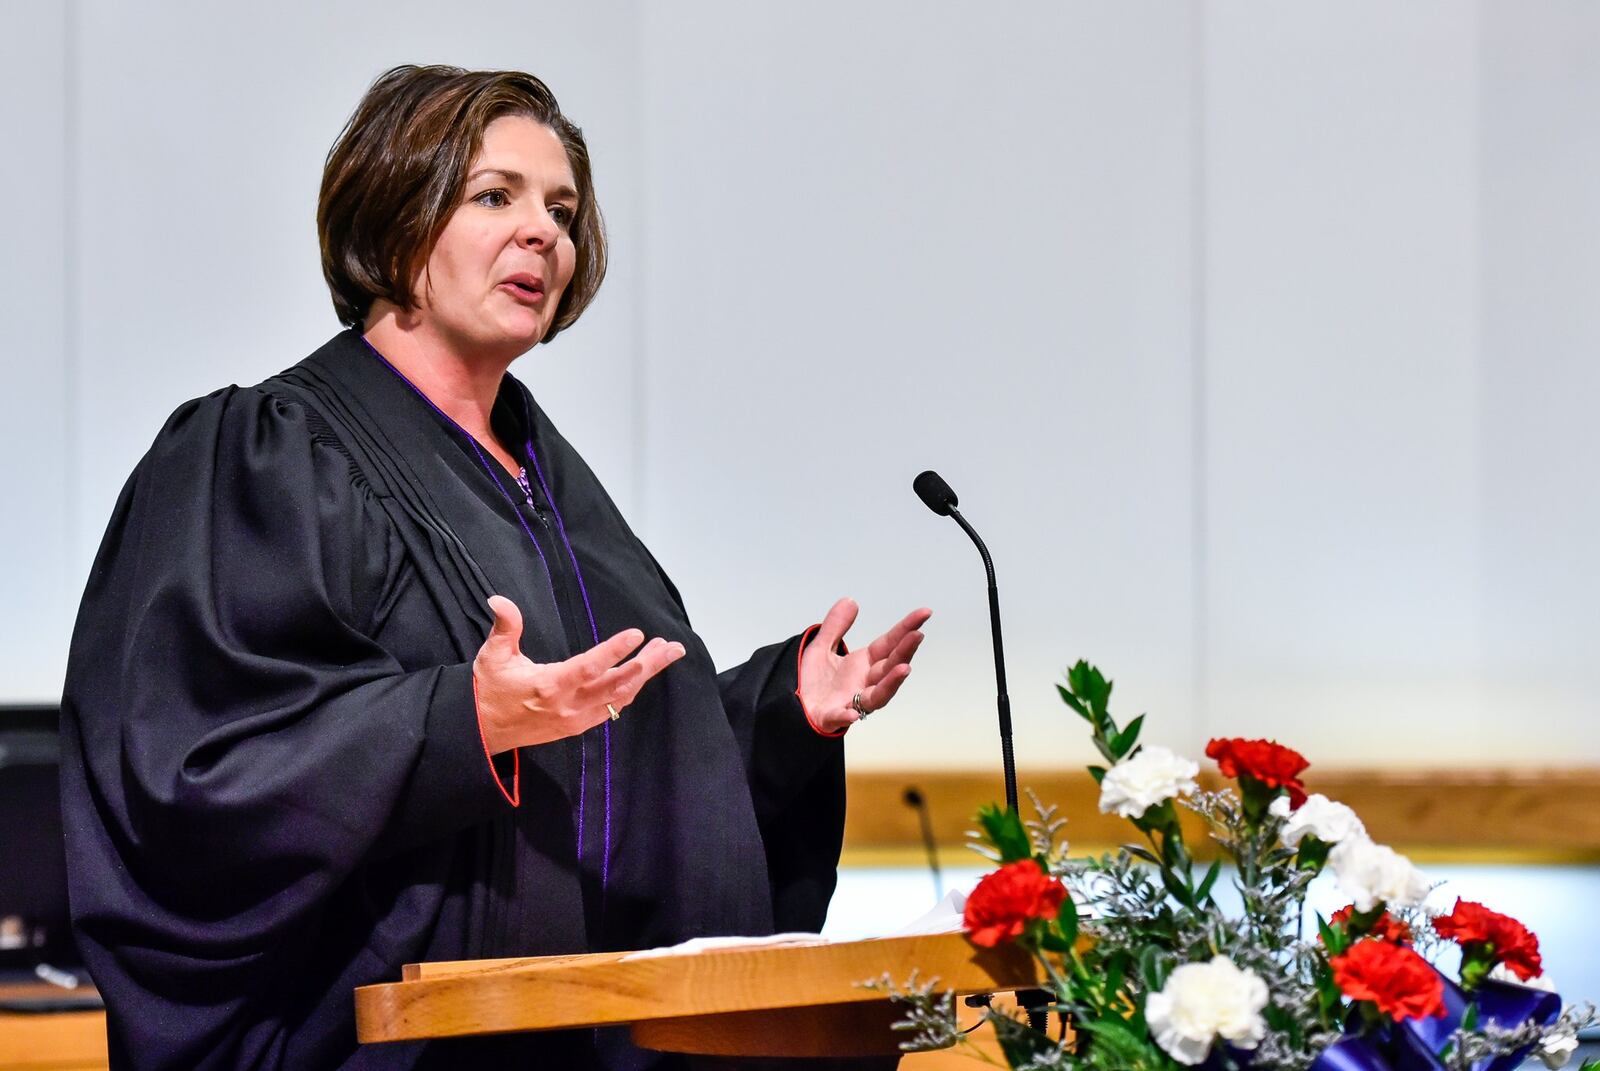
[{"xmin": 354, "ymin": 930, "xmax": 1042, "ymax": 1044}]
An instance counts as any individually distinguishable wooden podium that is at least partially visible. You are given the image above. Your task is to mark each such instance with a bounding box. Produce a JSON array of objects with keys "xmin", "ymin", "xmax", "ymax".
[{"xmin": 355, "ymin": 931, "xmax": 1042, "ymax": 1060}]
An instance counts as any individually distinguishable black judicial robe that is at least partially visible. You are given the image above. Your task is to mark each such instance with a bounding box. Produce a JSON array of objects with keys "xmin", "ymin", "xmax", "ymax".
[{"xmin": 60, "ymin": 330, "xmax": 847, "ymax": 1070}]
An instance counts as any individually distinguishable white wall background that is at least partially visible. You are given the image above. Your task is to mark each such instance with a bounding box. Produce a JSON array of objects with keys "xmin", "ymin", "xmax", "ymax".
[{"xmin": 3, "ymin": 2, "xmax": 1597, "ymax": 771}]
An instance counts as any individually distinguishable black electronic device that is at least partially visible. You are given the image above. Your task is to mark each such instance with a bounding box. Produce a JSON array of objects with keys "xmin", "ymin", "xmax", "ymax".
[{"xmin": 0, "ymin": 705, "xmax": 79, "ymax": 971}]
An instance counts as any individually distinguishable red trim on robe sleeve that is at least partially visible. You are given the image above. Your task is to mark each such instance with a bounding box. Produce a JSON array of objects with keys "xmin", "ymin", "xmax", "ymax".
[
  {"xmin": 471, "ymin": 672, "xmax": 521, "ymax": 806},
  {"xmin": 795, "ymin": 623, "xmax": 848, "ymax": 738}
]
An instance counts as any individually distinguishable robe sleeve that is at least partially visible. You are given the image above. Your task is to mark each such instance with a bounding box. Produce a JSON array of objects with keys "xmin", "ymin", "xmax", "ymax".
[
  {"xmin": 715, "ymin": 634, "xmax": 846, "ymax": 933},
  {"xmin": 63, "ymin": 386, "xmax": 513, "ymax": 943},
  {"xmin": 635, "ymin": 535, "xmax": 847, "ymax": 932}
]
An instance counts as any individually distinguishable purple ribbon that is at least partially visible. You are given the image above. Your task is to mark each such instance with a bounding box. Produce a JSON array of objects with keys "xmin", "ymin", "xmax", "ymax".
[
  {"xmin": 1307, "ymin": 972, "xmax": 1561, "ymax": 1071},
  {"xmin": 1310, "ymin": 1035, "xmax": 1401, "ymax": 1071},
  {"xmin": 1403, "ymin": 976, "xmax": 1562, "ymax": 1071}
]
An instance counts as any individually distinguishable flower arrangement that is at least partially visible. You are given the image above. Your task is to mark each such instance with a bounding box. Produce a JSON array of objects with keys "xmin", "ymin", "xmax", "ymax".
[{"xmin": 880, "ymin": 661, "xmax": 1596, "ymax": 1071}]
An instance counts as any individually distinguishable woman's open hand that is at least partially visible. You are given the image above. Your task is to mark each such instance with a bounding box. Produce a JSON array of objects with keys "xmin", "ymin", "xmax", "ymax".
[
  {"xmin": 799, "ymin": 598, "xmax": 931, "ymax": 734},
  {"xmin": 473, "ymin": 595, "xmax": 686, "ymax": 755}
]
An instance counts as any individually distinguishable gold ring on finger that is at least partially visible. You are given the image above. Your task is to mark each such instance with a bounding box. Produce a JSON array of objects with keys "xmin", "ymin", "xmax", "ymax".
[{"xmin": 607, "ymin": 703, "xmax": 620, "ymax": 721}]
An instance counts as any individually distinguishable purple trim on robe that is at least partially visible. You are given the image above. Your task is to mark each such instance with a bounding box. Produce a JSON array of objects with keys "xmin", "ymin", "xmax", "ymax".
[
  {"xmin": 521, "ymin": 436, "xmax": 614, "ymax": 897},
  {"xmin": 360, "ymin": 337, "xmax": 626, "ymax": 907},
  {"xmin": 359, "ymin": 338, "xmax": 582, "ymax": 849}
]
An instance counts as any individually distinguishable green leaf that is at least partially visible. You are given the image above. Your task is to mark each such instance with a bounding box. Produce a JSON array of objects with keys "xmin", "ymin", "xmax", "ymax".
[
  {"xmin": 1103, "ymin": 953, "xmax": 1127, "ymax": 1007},
  {"xmin": 1237, "ymin": 773, "xmax": 1277, "ymax": 825},
  {"xmin": 1039, "ymin": 930, "xmax": 1072, "ymax": 954},
  {"xmin": 1075, "ymin": 1017, "xmax": 1152, "ymax": 1068},
  {"xmin": 1296, "ymin": 837, "xmax": 1332, "ymax": 872},
  {"xmin": 1093, "ymin": 736, "xmax": 1121, "ymax": 766},
  {"xmin": 1316, "ymin": 914, "xmax": 1347, "ymax": 957},
  {"xmin": 1159, "ymin": 864, "xmax": 1194, "ymax": 909},
  {"xmin": 1066, "ymin": 660, "xmax": 1093, "ymax": 695},
  {"xmin": 1195, "ymin": 860, "xmax": 1222, "ymax": 903},
  {"xmin": 1066, "ymin": 661, "xmax": 1114, "ymax": 726},
  {"xmin": 1315, "ymin": 972, "xmax": 1342, "ymax": 1019},
  {"xmin": 1139, "ymin": 946, "xmax": 1168, "ymax": 991},
  {"xmin": 990, "ymin": 1011, "xmax": 1059, "ymax": 1066},
  {"xmin": 976, "ymin": 803, "xmax": 1032, "ymax": 863},
  {"xmin": 1160, "ymin": 830, "xmax": 1191, "ymax": 871},
  {"xmin": 1056, "ymin": 683, "xmax": 1091, "ymax": 721},
  {"xmin": 1088, "ymin": 764, "xmax": 1108, "ymax": 784},
  {"xmin": 1460, "ymin": 950, "xmax": 1493, "ymax": 992},
  {"xmin": 1057, "ymin": 892, "xmax": 1080, "ymax": 948},
  {"xmin": 1124, "ymin": 844, "xmax": 1160, "ymax": 865},
  {"xmin": 1345, "ymin": 904, "xmax": 1385, "ymax": 933},
  {"xmin": 1461, "ymin": 1002, "xmax": 1479, "ymax": 1031},
  {"xmin": 1131, "ymin": 800, "xmax": 1171, "ymax": 839},
  {"xmin": 1110, "ymin": 714, "xmax": 1145, "ymax": 759},
  {"xmin": 1263, "ymin": 1002, "xmax": 1306, "ymax": 1049}
]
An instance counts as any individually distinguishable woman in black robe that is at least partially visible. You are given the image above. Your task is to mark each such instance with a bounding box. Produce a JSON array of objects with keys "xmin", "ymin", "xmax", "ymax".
[{"xmin": 60, "ymin": 65, "xmax": 929, "ymax": 1071}]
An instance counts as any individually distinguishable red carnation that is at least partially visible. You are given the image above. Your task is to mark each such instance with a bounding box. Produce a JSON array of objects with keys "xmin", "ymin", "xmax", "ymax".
[
  {"xmin": 1329, "ymin": 905, "xmax": 1414, "ymax": 945},
  {"xmin": 963, "ymin": 860, "xmax": 1068, "ymax": 948},
  {"xmin": 1206, "ymin": 737, "xmax": 1310, "ymax": 807},
  {"xmin": 1331, "ymin": 939, "xmax": 1447, "ymax": 1021},
  {"xmin": 1432, "ymin": 899, "xmax": 1543, "ymax": 982}
]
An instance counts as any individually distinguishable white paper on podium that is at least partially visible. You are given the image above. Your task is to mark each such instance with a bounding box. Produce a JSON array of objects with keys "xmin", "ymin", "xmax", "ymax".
[
  {"xmin": 620, "ymin": 932, "xmax": 829, "ymax": 960},
  {"xmin": 888, "ymin": 887, "xmax": 969, "ymax": 936},
  {"xmin": 619, "ymin": 883, "xmax": 995, "ymax": 958}
]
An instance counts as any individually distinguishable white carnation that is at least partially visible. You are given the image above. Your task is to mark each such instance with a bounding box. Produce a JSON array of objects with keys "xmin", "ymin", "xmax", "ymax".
[
  {"xmin": 1489, "ymin": 962, "xmax": 1558, "ymax": 992},
  {"xmin": 1268, "ymin": 793, "xmax": 1366, "ymax": 847},
  {"xmin": 1098, "ymin": 745, "xmax": 1199, "ymax": 820},
  {"xmin": 1326, "ymin": 837, "xmax": 1429, "ymax": 912},
  {"xmin": 1538, "ymin": 1024, "xmax": 1578, "ymax": 1069},
  {"xmin": 1145, "ymin": 955, "xmax": 1269, "ymax": 1066}
]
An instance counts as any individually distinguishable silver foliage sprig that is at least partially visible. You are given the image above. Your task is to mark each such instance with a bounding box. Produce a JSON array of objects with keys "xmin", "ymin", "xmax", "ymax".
[
  {"xmin": 1024, "ymin": 787, "xmax": 1071, "ymax": 866},
  {"xmin": 859, "ymin": 971, "xmax": 964, "ymax": 1054},
  {"xmin": 1439, "ymin": 1001, "xmax": 1597, "ymax": 1071}
]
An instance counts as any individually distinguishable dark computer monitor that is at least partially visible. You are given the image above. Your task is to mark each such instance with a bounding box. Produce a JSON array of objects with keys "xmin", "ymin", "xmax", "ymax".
[{"xmin": 0, "ymin": 704, "xmax": 78, "ymax": 969}]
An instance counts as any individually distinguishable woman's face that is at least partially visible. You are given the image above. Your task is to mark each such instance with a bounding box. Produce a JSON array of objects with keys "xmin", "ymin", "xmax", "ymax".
[{"xmin": 412, "ymin": 115, "xmax": 580, "ymax": 361}]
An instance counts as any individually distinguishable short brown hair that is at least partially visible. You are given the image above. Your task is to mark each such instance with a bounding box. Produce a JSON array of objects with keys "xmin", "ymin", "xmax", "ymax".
[{"xmin": 317, "ymin": 64, "xmax": 606, "ymax": 341}]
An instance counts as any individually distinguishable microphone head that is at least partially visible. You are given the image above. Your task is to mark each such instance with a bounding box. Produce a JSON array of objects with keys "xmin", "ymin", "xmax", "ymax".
[
  {"xmin": 902, "ymin": 787, "xmax": 925, "ymax": 808},
  {"xmin": 913, "ymin": 470, "xmax": 958, "ymax": 516}
]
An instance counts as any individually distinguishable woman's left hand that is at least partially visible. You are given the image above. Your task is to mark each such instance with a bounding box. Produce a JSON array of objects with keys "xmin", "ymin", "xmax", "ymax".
[{"xmin": 799, "ymin": 598, "xmax": 932, "ymax": 734}]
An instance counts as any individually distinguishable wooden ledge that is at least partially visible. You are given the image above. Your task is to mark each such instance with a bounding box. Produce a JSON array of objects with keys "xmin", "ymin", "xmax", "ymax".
[
  {"xmin": 845, "ymin": 768, "xmax": 1600, "ymax": 859},
  {"xmin": 355, "ymin": 932, "xmax": 1041, "ymax": 1049}
]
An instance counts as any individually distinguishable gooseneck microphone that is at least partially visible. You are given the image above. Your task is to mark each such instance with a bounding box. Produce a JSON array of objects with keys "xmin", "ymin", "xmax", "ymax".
[
  {"xmin": 912, "ymin": 471, "xmax": 1018, "ymax": 814},
  {"xmin": 917, "ymin": 475, "xmax": 1048, "ymax": 1034},
  {"xmin": 902, "ymin": 787, "xmax": 944, "ymax": 900}
]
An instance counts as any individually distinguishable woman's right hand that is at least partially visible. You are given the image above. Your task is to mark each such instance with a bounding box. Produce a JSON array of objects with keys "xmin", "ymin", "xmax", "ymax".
[{"xmin": 472, "ymin": 595, "xmax": 686, "ymax": 755}]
